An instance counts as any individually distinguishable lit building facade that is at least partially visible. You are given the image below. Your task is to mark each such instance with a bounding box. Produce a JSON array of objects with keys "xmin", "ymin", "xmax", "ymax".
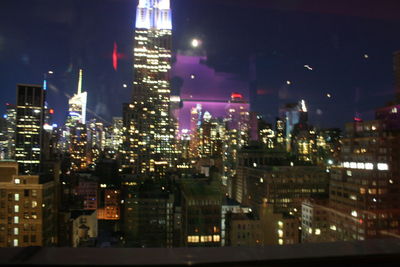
[
  {"xmin": 15, "ymin": 84, "xmax": 45, "ymax": 175},
  {"xmin": 326, "ymin": 106, "xmax": 400, "ymax": 241},
  {"xmin": 181, "ymin": 177, "xmax": 222, "ymax": 247},
  {"xmin": 69, "ymin": 123, "xmax": 88, "ymax": 171},
  {"xmin": 4, "ymin": 104, "xmax": 16, "ymax": 160},
  {"xmin": 0, "ymin": 161, "xmax": 57, "ymax": 247},
  {"xmin": 124, "ymin": 0, "xmax": 174, "ymax": 178},
  {"xmin": 234, "ymin": 145, "xmax": 329, "ymax": 214},
  {"xmin": 223, "ymin": 93, "xmax": 250, "ymax": 195},
  {"xmin": 66, "ymin": 69, "xmax": 87, "ymax": 127}
]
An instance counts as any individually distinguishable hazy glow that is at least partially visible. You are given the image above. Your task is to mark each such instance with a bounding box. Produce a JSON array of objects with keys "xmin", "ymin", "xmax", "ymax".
[{"xmin": 191, "ymin": 39, "xmax": 200, "ymax": 47}]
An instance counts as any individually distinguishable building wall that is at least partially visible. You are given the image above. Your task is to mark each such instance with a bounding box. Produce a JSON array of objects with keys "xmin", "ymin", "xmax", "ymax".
[
  {"xmin": 71, "ymin": 210, "xmax": 98, "ymax": 247},
  {"xmin": 0, "ymin": 161, "xmax": 56, "ymax": 247}
]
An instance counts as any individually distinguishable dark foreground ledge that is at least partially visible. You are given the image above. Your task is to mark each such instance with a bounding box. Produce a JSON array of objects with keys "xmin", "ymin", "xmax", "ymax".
[{"xmin": 1, "ymin": 239, "xmax": 400, "ymax": 266}]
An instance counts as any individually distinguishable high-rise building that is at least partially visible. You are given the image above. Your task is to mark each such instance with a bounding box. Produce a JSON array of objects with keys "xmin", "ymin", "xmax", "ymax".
[
  {"xmin": 223, "ymin": 93, "xmax": 250, "ymax": 195},
  {"xmin": 181, "ymin": 176, "xmax": 223, "ymax": 247},
  {"xmin": 5, "ymin": 104, "xmax": 16, "ymax": 160},
  {"xmin": 326, "ymin": 106, "xmax": 400, "ymax": 241},
  {"xmin": 0, "ymin": 117, "xmax": 7, "ymax": 160},
  {"xmin": 111, "ymin": 117, "xmax": 123, "ymax": 152},
  {"xmin": 122, "ymin": 181, "xmax": 174, "ymax": 247},
  {"xmin": 279, "ymin": 100, "xmax": 308, "ymax": 152},
  {"xmin": 15, "ymin": 84, "xmax": 45, "ymax": 175},
  {"xmin": 124, "ymin": 0, "xmax": 174, "ymax": 178},
  {"xmin": 66, "ymin": 69, "xmax": 87, "ymax": 127},
  {"xmin": 69, "ymin": 123, "xmax": 88, "ymax": 171}
]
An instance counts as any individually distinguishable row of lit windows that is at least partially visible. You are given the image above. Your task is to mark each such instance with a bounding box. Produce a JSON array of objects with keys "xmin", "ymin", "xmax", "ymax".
[{"xmin": 187, "ymin": 235, "xmax": 220, "ymax": 243}]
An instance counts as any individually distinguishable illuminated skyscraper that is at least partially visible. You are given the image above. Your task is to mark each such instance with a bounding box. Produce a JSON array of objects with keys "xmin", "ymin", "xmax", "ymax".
[
  {"xmin": 5, "ymin": 104, "xmax": 16, "ymax": 159},
  {"xmin": 66, "ymin": 70, "xmax": 88, "ymax": 171},
  {"xmin": 124, "ymin": 0, "xmax": 174, "ymax": 178},
  {"xmin": 15, "ymin": 84, "xmax": 45, "ymax": 175},
  {"xmin": 66, "ymin": 69, "xmax": 87, "ymax": 127}
]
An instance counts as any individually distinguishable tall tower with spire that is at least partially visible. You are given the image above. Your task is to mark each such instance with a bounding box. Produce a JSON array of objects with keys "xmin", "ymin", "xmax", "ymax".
[
  {"xmin": 66, "ymin": 69, "xmax": 88, "ymax": 170},
  {"xmin": 66, "ymin": 69, "xmax": 88, "ymax": 126},
  {"xmin": 123, "ymin": 0, "xmax": 174, "ymax": 178}
]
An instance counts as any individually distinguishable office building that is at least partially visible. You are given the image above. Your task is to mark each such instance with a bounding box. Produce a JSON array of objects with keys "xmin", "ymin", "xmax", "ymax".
[
  {"xmin": 15, "ymin": 84, "xmax": 45, "ymax": 175},
  {"xmin": 0, "ymin": 161, "xmax": 57, "ymax": 247},
  {"xmin": 66, "ymin": 69, "xmax": 87, "ymax": 127},
  {"xmin": 234, "ymin": 145, "xmax": 329, "ymax": 214},
  {"xmin": 124, "ymin": 0, "xmax": 174, "ymax": 178},
  {"xmin": 181, "ymin": 177, "xmax": 222, "ymax": 247}
]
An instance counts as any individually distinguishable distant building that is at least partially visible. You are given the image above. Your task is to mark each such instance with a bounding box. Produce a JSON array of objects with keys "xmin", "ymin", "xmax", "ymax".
[
  {"xmin": 122, "ymin": 181, "xmax": 174, "ymax": 247},
  {"xmin": 98, "ymin": 189, "xmax": 120, "ymax": 220},
  {"xmin": 225, "ymin": 212, "xmax": 262, "ymax": 247},
  {"xmin": 66, "ymin": 69, "xmax": 87, "ymax": 127},
  {"xmin": 234, "ymin": 145, "xmax": 329, "ymax": 214},
  {"xmin": 75, "ymin": 180, "xmax": 98, "ymax": 210},
  {"xmin": 0, "ymin": 117, "xmax": 7, "ymax": 159},
  {"xmin": 69, "ymin": 123, "xmax": 88, "ymax": 171},
  {"xmin": 301, "ymin": 199, "xmax": 331, "ymax": 243},
  {"xmin": 15, "ymin": 84, "xmax": 45, "ymax": 175},
  {"xmin": 221, "ymin": 198, "xmax": 251, "ymax": 246},
  {"xmin": 260, "ymin": 204, "xmax": 299, "ymax": 245},
  {"xmin": 70, "ymin": 210, "xmax": 98, "ymax": 247},
  {"xmin": 5, "ymin": 104, "xmax": 16, "ymax": 160},
  {"xmin": 181, "ymin": 176, "xmax": 222, "ymax": 247}
]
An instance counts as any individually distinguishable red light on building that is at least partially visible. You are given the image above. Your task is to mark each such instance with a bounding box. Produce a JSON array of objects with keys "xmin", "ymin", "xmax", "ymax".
[
  {"xmin": 359, "ymin": 219, "xmax": 363, "ymax": 224},
  {"xmin": 354, "ymin": 117, "xmax": 363, "ymax": 122},
  {"xmin": 49, "ymin": 108, "xmax": 54, "ymax": 114},
  {"xmin": 231, "ymin": 92, "xmax": 243, "ymax": 99}
]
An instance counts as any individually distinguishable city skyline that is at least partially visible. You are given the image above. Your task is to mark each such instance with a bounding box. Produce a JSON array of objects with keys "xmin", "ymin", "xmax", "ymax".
[
  {"xmin": 1, "ymin": 0, "xmax": 400, "ymax": 129},
  {"xmin": 1, "ymin": 0, "xmax": 400, "ymax": 253}
]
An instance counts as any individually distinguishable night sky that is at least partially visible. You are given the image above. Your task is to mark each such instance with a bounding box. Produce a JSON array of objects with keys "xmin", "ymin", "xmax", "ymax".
[{"xmin": 1, "ymin": 0, "xmax": 400, "ymax": 129}]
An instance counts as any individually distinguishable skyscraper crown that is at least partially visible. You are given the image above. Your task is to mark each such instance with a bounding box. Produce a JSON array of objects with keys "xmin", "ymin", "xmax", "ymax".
[{"xmin": 136, "ymin": 0, "xmax": 172, "ymax": 30}]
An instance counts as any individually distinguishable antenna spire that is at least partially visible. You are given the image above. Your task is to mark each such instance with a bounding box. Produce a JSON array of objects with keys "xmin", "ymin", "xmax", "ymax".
[{"xmin": 77, "ymin": 69, "xmax": 83, "ymax": 94}]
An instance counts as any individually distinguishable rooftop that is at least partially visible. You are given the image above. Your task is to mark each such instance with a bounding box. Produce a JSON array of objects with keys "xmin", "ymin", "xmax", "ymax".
[{"xmin": 2, "ymin": 239, "xmax": 400, "ymax": 266}]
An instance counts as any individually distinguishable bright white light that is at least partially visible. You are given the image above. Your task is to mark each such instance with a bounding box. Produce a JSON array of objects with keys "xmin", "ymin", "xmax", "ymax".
[
  {"xmin": 327, "ymin": 159, "xmax": 333, "ymax": 165},
  {"xmin": 304, "ymin": 65, "xmax": 313, "ymax": 71},
  {"xmin": 286, "ymin": 80, "xmax": 292, "ymax": 85},
  {"xmin": 277, "ymin": 229, "xmax": 283, "ymax": 238},
  {"xmin": 364, "ymin": 54, "xmax": 369, "ymax": 59},
  {"xmin": 350, "ymin": 162, "xmax": 357, "ymax": 169},
  {"xmin": 351, "ymin": 210, "xmax": 358, "ymax": 217},
  {"xmin": 377, "ymin": 163, "xmax": 389, "ymax": 171},
  {"xmin": 191, "ymin": 39, "xmax": 200, "ymax": 48},
  {"xmin": 365, "ymin": 163, "xmax": 374, "ymax": 170},
  {"xmin": 343, "ymin": 162, "xmax": 350, "ymax": 168},
  {"xmin": 315, "ymin": 229, "xmax": 321, "ymax": 235},
  {"xmin": 48, "ymin": 71, "xmax": 54, "ymax": 74},
  {"xmin": 123, "ymin": 84, "xmax": 127, "ymax": 88},
  {"xmin": 357, "ymin": 162, "xmax": 365, "ymax": 169}
]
